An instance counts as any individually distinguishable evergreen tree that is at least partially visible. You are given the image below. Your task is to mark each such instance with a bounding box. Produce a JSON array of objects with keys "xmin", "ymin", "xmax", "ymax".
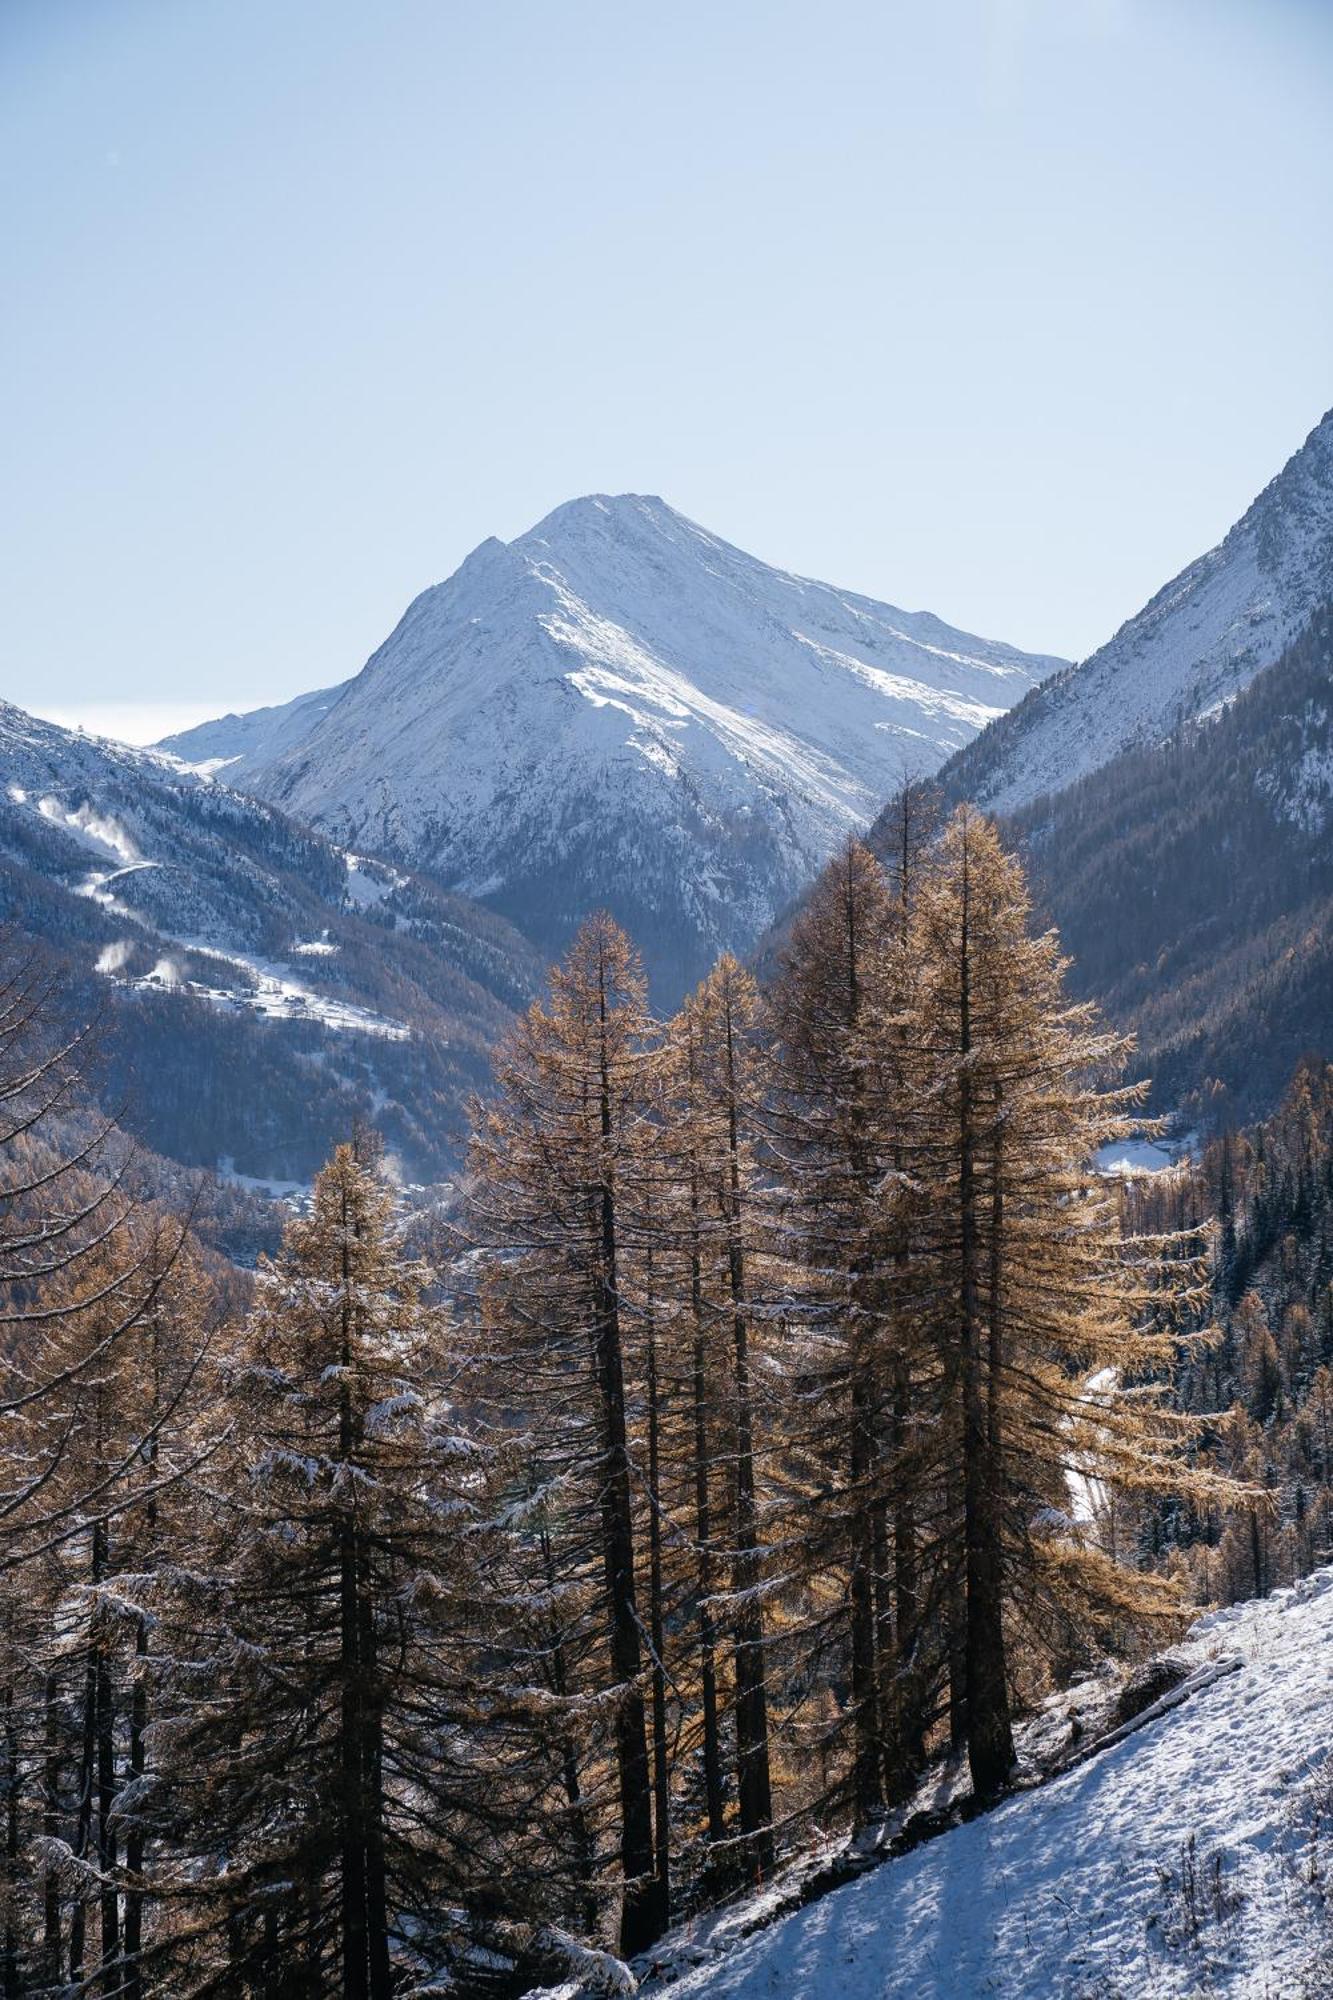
[
  {"xmin": 152, "ymin": 1142, "xmax": 508, "ymax": 1997},
  {"xmin": 910, "ymin": 809, "xmax": 1208, "ymax": 1796},
  {"xmin": 0, "ymin": 946, "xmax": 209, "ymax": 1992},
  {"xmin": 661, "ymin": 956, "xmax": 777, "ymax": 1882},
  {"xmin": 768, "ymin": 840, "xmax": 909, "ymax": 1822},
  {"xmin": 467, "ymin": 915, "xmax": 665, "ymax": 1953}
]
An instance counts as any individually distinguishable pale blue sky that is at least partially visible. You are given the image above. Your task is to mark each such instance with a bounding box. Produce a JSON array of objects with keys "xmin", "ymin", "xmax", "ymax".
[{"xmin": 3, "ymin": 0, "xmax": 1332, "ymax": 742}]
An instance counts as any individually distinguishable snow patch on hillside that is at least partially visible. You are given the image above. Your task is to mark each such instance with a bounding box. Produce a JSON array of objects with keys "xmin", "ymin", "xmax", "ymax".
[
  {"xmin": 139, "ymin": 937, "xmax": 410, "ymax": 1041},
  {"xmin": 1095, "ymin": 1131, "xmax": 1197, "ymax": 1178},
  {"xmin": 344, "ymin": 854, "xmax": 409, "ymax": 906},
  {"xmin": 37, "ymin": 795, "xmax": 142, "ymax": 868},
  {"xmin": 0, "ymin": 748, "xmax": 409, "ymax": 1042},
  {"xmin": 1264, "ymin": 736, "xmax": 1333, "ymax": 835}
]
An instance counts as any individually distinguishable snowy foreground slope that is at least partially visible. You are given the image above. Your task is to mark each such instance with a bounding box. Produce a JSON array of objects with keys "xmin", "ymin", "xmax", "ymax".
[
  {"xmin": 945, "ymin": 406, "xmax": 1333, "ymax": 815},
  {"xmin": 643, "ymin": 1572, "xmax": 1333, "ymax": 2000},
  {"xmin": 164, "ymin": 495, "xmax": 1061, "ymax": 995}
]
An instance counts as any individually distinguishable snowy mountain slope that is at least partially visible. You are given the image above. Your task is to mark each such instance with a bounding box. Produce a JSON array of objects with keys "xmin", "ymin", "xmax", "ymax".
[
  {"xmin": 0, "ymin": 701, "xmax": 539, "ymax": 1181},
  {"xmin": 165, "ymin": 495, "xmax": 1062, "ymax": 996},
  {"xmin": 944, "ymin": 407, "xmax": 1333, "ymax": 815},
  {"xmin": 648, "ymin": 1570, "xmax": 1333, "ymax": 2000},
  {"xmin": 161, "ymin": 681, "xmax": 344, "ymax": 781}
]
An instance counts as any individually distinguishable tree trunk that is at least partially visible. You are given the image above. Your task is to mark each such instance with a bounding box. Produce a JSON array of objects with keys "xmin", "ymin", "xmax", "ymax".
[
  {"xmin": 124, "ymin": 1316, "xmax": 163, "ymax": 2000},
  {"xmin": 539, "ymin": 1516, "xmax": 598, "ymax": 1932},
  {"xmin": 42, "ymin": 1671, "xmax": 61, "ymax": 1987},
  {"xmin": 594, "ymin": 967, "xmax": 660, "ymax": 1955},
  {"xmin": 721, "ymin": 1005, "xmax": 774, "ymax": 1876},
  {"xmin": 339, "ymin": 1195, "xmax": 372, "ymax": 2000},
  {"xmin": 2, "ymin": 1680, "xmax": 18, "ymax": 2000},
  {"xmin": 67, "ymin": 1643, "xmax": 97, "ymax": 1982},
  {"xmin": 885, "ymin": 801, "xmax": 924, "ymax": 1798},
  {"xmin": 71, "ymin": 1497, "xmax": 110, "ymax": 1987},
  {"xmin": 645, "ymin": 1275, "xmax": 672, "ymax": 1924},
  {"xmin": 849, "ymin": 1366, "xmax": 882, "ymax": 1821},
  {"xmin": 339, "ymin": 1531, "xmax": 371, "ymax": 2000},
  {"xmin": 889, "ymin": 1357, "xmax": 924, "ymax": 1780},
  {"xmin": 358, "ymin": 1553, "xmax": 391, "ymax": 2000},
  {"xmin": 958, "ymin": 849, "xmax": 1014, "ymax": 1802},
  {"xmin": 96, "ymin": 1533, "xmax": 120, "ymax": 1981},
  {"xmin": 689, "ymin": 1162, "xmax": 726, "ymax": 1854},
  {"xmin": 840, "ymin": 854, "xmax": 885, "ymax": 1826},
  {"xmin": 1250, "ymin": 1507, "xmax": 1265, "ymax": 1599}
]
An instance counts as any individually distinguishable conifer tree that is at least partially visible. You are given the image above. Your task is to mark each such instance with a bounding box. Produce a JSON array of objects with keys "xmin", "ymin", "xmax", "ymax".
[
  {"xmin": 152, "ymin": 1141, "xmax": 508, "ymax": 1997},
  {"xmin": 656, "ymin": 981, "xmax": 727, "ymax": 1872},
  {"xmin": 33, "ymin": 1226, "xmax": 217, "ymax": 1998},
  {"xmin": 467, "ymin": 915, "xmax": 665, "ymax": 1953},
  {"xmin": 910, "ymin": 809, "xmax": 1210, "ymax": 1797},
  {"xmin": 767, "ymin": 840, "xmax": 907, "ymax": 1822},
  {"xmin": 865, "ymin": 780, "xmax": 941, "ymax": 1789},
  {"xmin": 0, "ymin": 946, "xmax": 209, "ymax": 1991},
  {"xmin": 661, "ymin": 955, "xmax": 777, "ymax": 1881}
]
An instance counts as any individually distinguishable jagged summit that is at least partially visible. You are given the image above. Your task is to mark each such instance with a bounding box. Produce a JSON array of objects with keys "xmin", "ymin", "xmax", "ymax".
[{"xmin": 162, "ymin": 496, "xmax": 1061, "ymax": 997}]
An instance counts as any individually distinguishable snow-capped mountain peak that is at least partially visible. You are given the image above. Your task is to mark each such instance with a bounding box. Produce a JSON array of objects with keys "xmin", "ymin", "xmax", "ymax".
[{"xmin": 163, "ymin": 496, "xmax": 1063, "ymax": 996}]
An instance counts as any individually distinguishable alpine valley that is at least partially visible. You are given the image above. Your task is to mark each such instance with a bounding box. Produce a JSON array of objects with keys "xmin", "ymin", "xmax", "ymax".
[
  {"xmin": 12, "ymin": 17, "xmax": 1333, "ymax": 1999},
  {"xmin": 6, "ymin": 412, "xmax": 1333, "ymax": 1196}
]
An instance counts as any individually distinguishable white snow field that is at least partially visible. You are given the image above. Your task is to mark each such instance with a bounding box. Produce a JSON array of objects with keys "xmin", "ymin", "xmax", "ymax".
[
  {"xmin": 651, "ymin": 1571, "xmax": 1333, "ymax": 2000},
  {"xmin": 1094, "ymin": 1131, "xmax": 1198, "ymax": 1178}
]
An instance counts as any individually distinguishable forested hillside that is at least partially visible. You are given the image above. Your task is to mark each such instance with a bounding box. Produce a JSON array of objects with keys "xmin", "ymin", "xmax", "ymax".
[
  {"xmin": 0, "ymin": 701, "xmax": 541, "ymax": 1182},
  {"xmin": 1130, "ymin": 1059, "xmax": 1333, "ymax": 1607},
  {"xmin": 658, "ymin": 1075, "xmax": 1333, "ymax": 2000},
  {"xmin": 652, "ymin": 1568, "xmax": 1333, "ymax": 2000},
  {"xmin": 906, "ymin": 606, "xmax": 1333, "ymax": 1131}
]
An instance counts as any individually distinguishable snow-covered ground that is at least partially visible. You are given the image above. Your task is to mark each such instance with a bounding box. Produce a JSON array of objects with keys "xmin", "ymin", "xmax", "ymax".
[
  {"xmin": 343, "ymin": 852, "xmax": 409, "ymax": 907},
  {"xmin": 646, "ymin": 1571, "xmax": 1333, "ymax": 2000},
  {"xmin": 1094, "ymin": 1130, "xmax": 1197, "ymax": 1178},
  {"xmin": 135, "ymin": 936, "xmax": 409, "ymax": 1040},
  {"xmin": 214, "ymin": 1157, "xmax": 310, "ymax": 1202}
]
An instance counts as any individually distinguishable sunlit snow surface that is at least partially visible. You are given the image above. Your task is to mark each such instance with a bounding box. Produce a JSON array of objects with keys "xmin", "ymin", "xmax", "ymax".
[
  {"xmin": 650, "ymin": 1570, "xmax": 1333, "ymax": 2000},
  {"xmin": 140, "ymin": 936, "xmax": 408, "ymax": 1040},
  {"xmin": 214, "ymin": 1157, "xmax": 310, "ymax": 1201},
  {"xmin": 1094, "ymin": 1132, "xmax": 1197, "ymax": 1178}
]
